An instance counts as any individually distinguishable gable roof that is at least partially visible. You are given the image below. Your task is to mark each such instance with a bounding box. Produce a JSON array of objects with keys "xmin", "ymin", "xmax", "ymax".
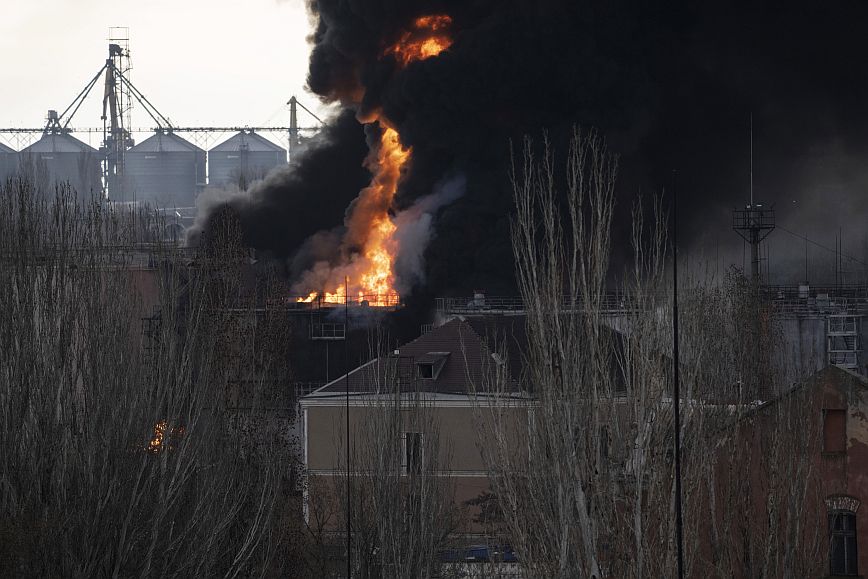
[
  {"xmin": 306, "ymin": 318, "xmax": 528, "ymax": 399},
  {"xmin": 754, "ymin": 365, "xmax": 868, "ymax": 413}
]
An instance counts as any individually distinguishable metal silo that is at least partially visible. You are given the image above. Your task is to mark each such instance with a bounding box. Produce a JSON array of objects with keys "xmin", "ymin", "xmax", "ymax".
[
  {"xmin": 126, "ymin": 130, "xmax": 205, "ymax": 207},
  {"xmin": 208, "ymin": 131, "xmax": 286, "ymax": 188},
  {"xmin": 0, "ymin": 142, "xmax": 15, "ymax": 182},
  {"xmin": 18, "ymin": 132, "xmax": 102, "ymax": 197}
]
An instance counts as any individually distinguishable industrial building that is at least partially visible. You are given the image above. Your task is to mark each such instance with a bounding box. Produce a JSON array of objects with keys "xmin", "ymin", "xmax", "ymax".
[
  {"xmin": 0, "ymin": 141, "xmax": 16, "ymax": 182},
  {"xmin": 18, "ymin": 130, "xmax": 101, "ymax": 197},
  {"xmin": 208, "ymin": 131, "xmax": 286, "ymax": 188},
  {"xmin": 770, "ymin": 284, "xmax": 867, "ymax": 384},
  {"xmin": 0, "ymin": 34, "xmax": 321, "ymax": 207},
  {"xmin": 125, "ymin": 130, "xmax": 206, "ymax": 207}
]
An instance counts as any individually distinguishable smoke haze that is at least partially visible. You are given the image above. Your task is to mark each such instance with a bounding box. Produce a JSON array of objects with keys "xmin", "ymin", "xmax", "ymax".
[{"xmin": 193, "ymin": 0, "xmax": 868, "ymax": 294}]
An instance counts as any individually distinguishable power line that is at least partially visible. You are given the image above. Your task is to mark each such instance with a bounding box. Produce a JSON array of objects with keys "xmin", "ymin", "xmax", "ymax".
[
  {"xmin": 671, "ymin": 170, "xmax": 685, "ymax": 579},
  {"xmin": 776, "ymin": 224, "xmax": 868, "ymax": 268}
]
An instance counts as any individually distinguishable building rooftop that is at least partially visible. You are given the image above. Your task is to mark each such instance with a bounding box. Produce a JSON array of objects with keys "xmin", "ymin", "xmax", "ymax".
[
  {"xmin": 210, "ymin": 131, "xmax": 286, "ymax": 153},
  {"xmin": 130, "ymin": 131, "xmax": 203, "ymax": 153},
  {"xmin": 304, "ymin": 318, "xmax": 529, "ymax": 398},
  {"xmin": 21, "ymin": 132, "xmax": 98, "ymax": 154}
]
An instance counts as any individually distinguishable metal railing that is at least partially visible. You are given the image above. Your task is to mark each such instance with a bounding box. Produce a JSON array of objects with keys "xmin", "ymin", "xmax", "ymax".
[
  {"xmin": 436, "ymin": 293, "xmax": 643, "ymax": 315},
  {"xmin": 437, "ymin": 287, "xmax": 868, "ymax": 318},
  {"xmin": 271, "ymin": 293, "xmax": 402, "ymax": 311},
  {"xmin": 310, "ymin": 323, "xmax": 346, "ymax": 340}
]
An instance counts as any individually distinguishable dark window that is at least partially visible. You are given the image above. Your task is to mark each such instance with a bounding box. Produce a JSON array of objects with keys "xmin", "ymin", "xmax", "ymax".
[
  {"xmin": 830, "ymin": 510, "xmax": 858, "ymax": 575},
  {"xmin": 404, "ymin": 432, "xmax": 423, "ymax": 474},
  {"xmin": 600, "ymin": 427, "xmax": 610, "ymax": 460},
  {"xmin": 417, "ymin": 363, "xmax": 434, "ymax": 379},
  {"xmin": 824, "ymin": 409, "xmax": 847, "ymax": 454}
]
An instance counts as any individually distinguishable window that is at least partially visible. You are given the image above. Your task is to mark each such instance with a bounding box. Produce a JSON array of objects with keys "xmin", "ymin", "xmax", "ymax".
[
  {"xmin": 417, "ymin": 363, "xmax": 434, "ymax": 379},
  {"xmin": 829, "ymin": 510, "xmax": 858, "ymax": 576},
  {"xmin": 403, "ymin": 432, "xmax": 423, "ymax": 475},
  {"xmin": 599, "ymin": 427, "xmax": 610, "ymax": 460},
  {"xmin": 415, "ymin": 352, "xmax": 449, "ymax": 380},
  {"xmin": 824, "ymin": 409, "xmax": 847, "ymax": 454}
]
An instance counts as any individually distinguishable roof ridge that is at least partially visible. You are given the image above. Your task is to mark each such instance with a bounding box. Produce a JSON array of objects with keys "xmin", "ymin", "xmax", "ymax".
[{"xmin": 397, "ymin": 317, "xmax": 475, "ymax": 352}]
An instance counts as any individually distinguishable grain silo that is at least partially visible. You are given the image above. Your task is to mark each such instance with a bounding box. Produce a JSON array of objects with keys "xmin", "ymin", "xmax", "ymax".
[
  {"xmin": 18, "ymin": 132, "xmax": 102, "ymax": 197},
  {"xmin": 126, "ymin": 130, "xmax": 205, "ymax": 207},
  {"xmin": 0, "ymin": 142, "xmax": 15, "ymax": 182},
  {"xmin": 208, "ymin": 131, "xmax": 286, "ymax": 188}
]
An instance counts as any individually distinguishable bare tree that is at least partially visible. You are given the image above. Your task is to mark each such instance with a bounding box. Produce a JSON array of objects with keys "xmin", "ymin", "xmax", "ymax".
[
  {"xmin": 471, "ymin": 127, "xmax": 825, "ymax": 578},
  {"xmin": 322, "ymin": 339, "xmax": 460, "ymax": 578},
  {"xmin": 0, "ymin": 177, "xmax": 294, "ymax": 578}
]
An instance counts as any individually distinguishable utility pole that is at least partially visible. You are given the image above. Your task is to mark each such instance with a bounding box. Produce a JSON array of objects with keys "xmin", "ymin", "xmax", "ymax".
[
  {"xmin": 288, "ymin": 96, "xmax": 299, "ymax": 162},
  {"xmin": 672, "ymin": 171, "xmax": 685, "ymax": 579},
  {"xmin": 344, "ymin": 276, "xmax": 352, "ymax": 578}
]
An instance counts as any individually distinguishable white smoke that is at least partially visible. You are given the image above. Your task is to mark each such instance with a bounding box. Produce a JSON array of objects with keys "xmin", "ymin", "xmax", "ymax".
[{"xmin": 392, "ymin": 174, "xmax": 466, "ymax": 295}]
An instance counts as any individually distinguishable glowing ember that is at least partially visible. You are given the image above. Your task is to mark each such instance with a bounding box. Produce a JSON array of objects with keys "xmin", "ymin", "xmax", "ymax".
[
  {"xmin": 147, "ymin": 420, "xmax": 167, "ymax": 453},
  {"xmin": 385, "ymin": 15, "xmax": 453, "ymax": 66},
  {"xmin": 301, "ymin": 15, "xmax": 451, "ymax": 308},
  {"xmin": 147, "ymin": 420, "xmax": 184, "ymax": 453}
]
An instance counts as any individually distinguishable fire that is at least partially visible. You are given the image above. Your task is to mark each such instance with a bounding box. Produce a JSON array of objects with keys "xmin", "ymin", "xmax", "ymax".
[
  {"xmin": 385, "ymin": 15, "xmax": 453, "ymax": 66},
  {"xmin": 147, "ymin": 420, "xmax": 184, "ymax": 453},
  {"xmin": 148, "ymin": 420, "xmax": 167, "ymax": 452},
  {"xmin": 296, "ymin": 126, "xmax": 408, "ymax": 307},
  {"xmin": 300, "ymin": 15, "xmax": 451, "ymax": 308},
  {"xmin": 299, "ymin": 286, "xmax": 346, "ymax": 304}
]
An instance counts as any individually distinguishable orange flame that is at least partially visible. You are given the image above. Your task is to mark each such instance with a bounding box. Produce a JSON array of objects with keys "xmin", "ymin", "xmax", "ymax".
[
  {"xmin": 300, "ymin": 15, "xmax": 451, "ymax": 308},
  {"xmin": 385, "ymin": 15, "xmax": 453, "ymax": 66},
  {"xmin": 147, "ymin": 420, "xmax": 167, "ymax": 453},
  {"xmin": 147, "ymin": 420, "xmax": 185, "ymax": 453}
]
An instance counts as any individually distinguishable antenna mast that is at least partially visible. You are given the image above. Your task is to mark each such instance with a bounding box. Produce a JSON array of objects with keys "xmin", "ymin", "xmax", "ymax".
[{"xmin": 733, "ymin": 114, "xmax": 774, "ymax": 283}]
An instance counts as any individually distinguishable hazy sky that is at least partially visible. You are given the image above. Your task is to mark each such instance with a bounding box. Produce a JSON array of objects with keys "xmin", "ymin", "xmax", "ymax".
[{"xmin": 0, "ymin": 0, "xmax": 327, "ymax": 149}]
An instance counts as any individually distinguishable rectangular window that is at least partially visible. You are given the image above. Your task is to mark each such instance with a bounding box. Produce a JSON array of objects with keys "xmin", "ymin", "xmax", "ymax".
[
  {"xmin": 600, "ymin": 427, "xmax": 610, "ymax": 460},
  {"xmin": 417, "ymin": 363, "xmax": 434, "ymax": 379},
  {"xmin": 830, "ymin": 511, "xmax": 858, "ymax": 575},
  {"xmin": 824, "ymin": 409, "xmax": 846, "ymax": 454},
  {"xmin": 403, "ymin": 432, "xmax": 423, "ymax": 475}
]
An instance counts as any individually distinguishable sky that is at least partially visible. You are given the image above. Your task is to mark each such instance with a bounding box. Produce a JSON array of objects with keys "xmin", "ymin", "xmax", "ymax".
[{"xmin": 0, "ymin": 0, "xmax": 327, "ymax": 150}]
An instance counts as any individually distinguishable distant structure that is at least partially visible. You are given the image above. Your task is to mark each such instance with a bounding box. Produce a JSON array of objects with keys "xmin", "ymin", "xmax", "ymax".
[
  {"xmin": 208, "ymin": 131, "xmax": 286, "ymax": 188},
  {"xmin": 99, "ymin": 28, "xmax": 136, "ymax": 204},
  {"xmin": 733, "ymin": 203, "xmax": 775, "ymax": 283},
  {"xmin": 0, "ymin": 30, "xmax": 322, "ymax": 207},
  {"xmin": 125, "ymin": 130, "xmax": 206, "ymax": 206},
  {"xmin": 767, "ymin": 284, "xmax": 867, "ymax": 383},
  {"xmin": 287, "ymin": 96, "xmax": 322, "ymax": 163},
  {"xmin": 438, "ymin": 287, "xmax": 868, "ymax": 392},
  {"xmin": 0, "ymin": 141, "xmax": 15, "ymax": 182},
  {"xmin": 18, "ymin": 115, "xmax": 102, "ymax": 197}
]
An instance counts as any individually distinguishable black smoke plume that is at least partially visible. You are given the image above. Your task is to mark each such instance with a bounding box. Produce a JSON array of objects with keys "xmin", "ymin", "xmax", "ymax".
[
  {"xmin": 188, "ymin": 108, "xmax": 370, "ymax": 264},
  {"xmin": 193, "ymin": 0, "xmax": 868, "ymax": 297}
]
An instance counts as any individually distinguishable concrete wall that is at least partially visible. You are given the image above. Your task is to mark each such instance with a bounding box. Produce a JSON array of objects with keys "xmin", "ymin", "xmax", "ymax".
[
  {"xmin": 777, "ymin": 316, "xmax": 828, "ymax": 386},
  {"xmin": 305, "ymin": 402, "xmax": 528, "ymax": 474},
  {"xmin": 303, "ymin": 398, "xmax": 530, "ymax": 534}
]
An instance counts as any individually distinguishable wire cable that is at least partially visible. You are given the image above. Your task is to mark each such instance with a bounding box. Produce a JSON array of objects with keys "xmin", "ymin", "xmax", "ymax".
[{"xmin": 776, "ymin": 224, "xmax": 868, "ymax": 268}]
